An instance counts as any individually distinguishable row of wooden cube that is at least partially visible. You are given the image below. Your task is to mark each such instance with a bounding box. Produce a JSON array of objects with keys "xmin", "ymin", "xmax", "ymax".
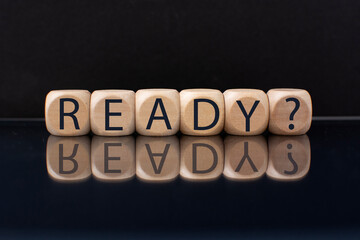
[
  {"xmin": 47, "ymin": 134, "xmax": 310, "ymax": 183},
  {"xmin": 45, "ymin": 88, "xmax": 312, "ymax": 136}
]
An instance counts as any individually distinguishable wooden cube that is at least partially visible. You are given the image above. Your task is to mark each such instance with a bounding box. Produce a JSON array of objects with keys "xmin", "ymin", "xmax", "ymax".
[
  {"xmin": 266, "ymin": 135, "xmax": 311, "ymax": 181},
  {"xmin": 90, "ymin": 90, "xmax": 135, "ymax": 136},
  {"xmin": 267, "ymin": 88, "xmax": 312, "ymax": 135},
  {"xmin": 224, "ymin": 89, "xmax": 269, "ymax": 135},
  {"xmin": 91, "ymin": 136, "xmax": 135, "ymax": 182},
  {"xmin": 223, "ymin": 136, "xmax": 268, "ymax": 181},
  {"xmin": 136, "ymin": 136, "xmax": 180, "ymax": 182},
  {"xmin": 46, "ymin": 135, "xmax": 91, "ymax": 182},
  {"xmin": 180, "ymin": 89, "xmax": 224, "ymax": 136},
  {"xmin": 136, "ymin": 89, "xmax": 180, "ymax": 136},
  {"xmin": 180, "ymin": 136, "xmax": 224, "ymax": 181},
  {"xmin": 45, "ymin": 90, "xmax": 90, "ymax": 136}
]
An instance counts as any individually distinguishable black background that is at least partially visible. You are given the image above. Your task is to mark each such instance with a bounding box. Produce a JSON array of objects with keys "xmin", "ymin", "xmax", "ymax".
[{"xmin": 1, "ymin": 0, "xmax": 359, "ymax": 117}]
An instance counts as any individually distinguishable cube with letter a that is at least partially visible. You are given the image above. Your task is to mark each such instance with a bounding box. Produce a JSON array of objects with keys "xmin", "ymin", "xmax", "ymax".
[{"xmin": 136, "ymin": 89, "xmax": 180, "ymax": 136}]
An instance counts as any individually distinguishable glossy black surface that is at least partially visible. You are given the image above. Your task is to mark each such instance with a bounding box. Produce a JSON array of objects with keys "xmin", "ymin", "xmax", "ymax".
[{"xmin": 0, "ymin": 119, "xmax": 359, "ymax": 238}]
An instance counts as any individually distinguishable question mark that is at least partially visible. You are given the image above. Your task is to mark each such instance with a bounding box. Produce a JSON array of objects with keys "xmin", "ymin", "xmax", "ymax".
[
  {"xmin": 284, "ymin": 144, "xmax": 298, "ymax": 175},
  {"xmin": 285, "ymin": 98, "xmax": 300, "ymax": 130}
]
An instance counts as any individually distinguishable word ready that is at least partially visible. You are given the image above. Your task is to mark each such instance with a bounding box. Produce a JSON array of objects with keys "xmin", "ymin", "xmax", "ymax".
[{"xmin": 45, "ymin": 88, "xmax": 312, "ymax": 136}]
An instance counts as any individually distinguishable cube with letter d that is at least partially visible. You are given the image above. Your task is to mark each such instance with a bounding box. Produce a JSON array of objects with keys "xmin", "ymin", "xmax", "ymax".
[{"xmin": 180, "ymin": 89, "xmax": 224, "ymax": 136}]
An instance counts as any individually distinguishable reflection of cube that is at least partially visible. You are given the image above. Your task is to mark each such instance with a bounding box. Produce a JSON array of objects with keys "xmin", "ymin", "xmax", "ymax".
[
  {"xmin": 136, "ymin": 89, "xmax": 180, "ymax": 136},
  {"xmin": 267, "ymin": 135, "xmax": 311, "ymax": 181},
  {"xmin": 45, "ymin": 90, "xmax": 90, "ymax": 136},
  {"xmin": 180, "ymin": 136, "xmax": 224, "ymax": 181},
  {"xmin": 267, "ymin": 88, "xmax": 312, "ymax": 135},
  {"xmin": 136, "ymin": 136, "xmax": 180, "ymax": 182},
  {"xmin": 180, "ymin": 89, "xmax": 224, "ymax": 136},
  {"xmin": 224, "ymin": 89, "xmax": 269, "ymax": 135},
  {"xmin": 90, "ymin": 90, "xmax": 135, "ymax": 136},
  {"xmin": 224, "ymin": 136, "xmax": 268, "ymax": 181},
  {"xmin": 91, "ymin": 136, "xmax": 135, "ymax": 182},
  {"xmin": 46, "ymin": 136, "xmax": 91, "ymax": 182}
]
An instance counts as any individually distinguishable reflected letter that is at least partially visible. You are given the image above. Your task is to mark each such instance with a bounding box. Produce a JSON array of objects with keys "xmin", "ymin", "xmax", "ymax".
[
  {"xmin": 91, "ymin": 136, "xmax": 135, "ymax": 182},
  {"xmin": 224, "ymin": 136, "xmax": 268, "ymax": 181},
  {"xmin": 180, "ymin": 136, "xmax": 224, "ymax": 181},
  {"xmin": 267, "ymin": 135, "xmax": 311, "ymax": 181},
  {"xmin": 46, "ymin": 135, "xmax": 91, "ymax": 182},
  {"xmin": 136, "ymin": 136, "xmax": 180, "ymax": 183}
]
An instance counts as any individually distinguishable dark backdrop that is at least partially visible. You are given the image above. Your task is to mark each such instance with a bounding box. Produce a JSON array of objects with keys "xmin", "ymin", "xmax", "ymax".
[{"xmin": 1, "ymin": 0, "xmax": 359, "ymax": 117}]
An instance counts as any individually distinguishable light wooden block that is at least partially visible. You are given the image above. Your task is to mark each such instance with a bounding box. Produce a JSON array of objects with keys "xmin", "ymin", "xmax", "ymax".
[
  {"xmin": 266, "ymin": 135, "xmax": 311, "ymax": 181},
  {"xmin": 136, "ymin": 136, "xmax": 180, "ymax": 182},
  {"xmin": 224, "ymin": 89, "xmax": 269, "ymax": 135},
  {"xmin": 223, "ymin": 136, "xmax": 268, "ymax": 181},
  {"xmin": 46, "ymin": 135, "xmax": 91, "ymax": 182},
  {"xmin": 91, "ymin": 136, "xmax": 135, "ymax": 182},
  {"xmin": 136, "ymin": 89, "xmax": 180, "ymax": 136},
  {"xmin": 267, "ymin": 88, "xmax": 312, "ymax": 135},
  {"xmin": 90, "ymin": 90, "xmax": 135, "ymax": 136},
  {"xmin": 45, "ymin": 90, "xmax": 91, "ymax": 136},
  {"xmin": 180, "ymin": 136, "xmax": 224, "ymax": 181},
  {"xmin": 180, "ymin": 89, "xmax": 224, "ymax": 136}
]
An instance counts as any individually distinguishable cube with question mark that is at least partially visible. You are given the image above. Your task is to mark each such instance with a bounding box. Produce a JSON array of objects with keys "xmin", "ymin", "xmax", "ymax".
[
  {"xmin": 267, "ymin": 89, "xmax": 312, "ymax": 135},
  {"xmin": 266, "ymin": 134, "xmax": 311, "ymax": 181}
]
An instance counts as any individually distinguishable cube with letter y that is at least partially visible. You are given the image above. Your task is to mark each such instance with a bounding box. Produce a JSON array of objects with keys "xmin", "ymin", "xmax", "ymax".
[
  {"xmin": 45, "ymin": 90, "xmax": 90, "ymax": 136},
  {"xmin": 180, "ymin": 89, "xmax": 224, "ymax": 136},
  {"xmin": 224, "ymin": 89, "xmax": 269, "ymax": 135}
]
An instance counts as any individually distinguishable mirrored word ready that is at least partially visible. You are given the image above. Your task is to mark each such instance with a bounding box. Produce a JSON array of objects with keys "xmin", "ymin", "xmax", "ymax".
[{"xmin": 46, "ymin": 134, "xmax": 311, "ymax": 183}]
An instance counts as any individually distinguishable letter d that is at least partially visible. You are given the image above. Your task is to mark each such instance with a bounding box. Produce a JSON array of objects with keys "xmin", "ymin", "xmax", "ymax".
[{"xmin": 194, "ymin": 99, "xmax": 220, "ymax": 130}]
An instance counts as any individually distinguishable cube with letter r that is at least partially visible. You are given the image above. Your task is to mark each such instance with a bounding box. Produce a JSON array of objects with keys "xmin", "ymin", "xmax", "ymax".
[{"xmin": 45, "ymin": 90, "xmax": 90, "ymax": 136}]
